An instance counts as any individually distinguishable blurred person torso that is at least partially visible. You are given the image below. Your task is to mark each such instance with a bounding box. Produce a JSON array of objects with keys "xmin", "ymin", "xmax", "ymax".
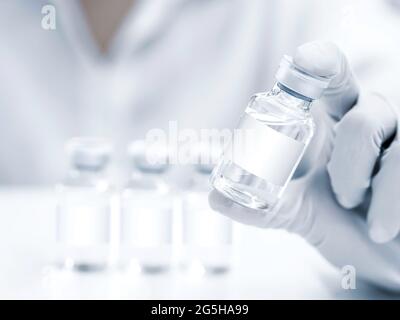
[{"xmin": 0, "ymin": 0, "xmax": 398, "ymax": 185}]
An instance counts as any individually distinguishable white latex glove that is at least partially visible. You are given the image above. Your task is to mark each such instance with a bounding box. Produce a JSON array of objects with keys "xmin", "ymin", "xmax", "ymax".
[{"xmin": 209, "ymin": 41, "xmax": 400, "ymax": 291}]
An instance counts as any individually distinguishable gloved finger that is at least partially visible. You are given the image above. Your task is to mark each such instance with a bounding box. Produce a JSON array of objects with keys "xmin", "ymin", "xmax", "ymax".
[
  {"xmin": 292, "ymin": 42, "xmax": 359, "ymax": 177},
  {"xmin": 327, "ymin": 92, "xmax": 397, "ymax": 208},
  {"xmin": 367, "ymin": 142, "xmax": 400, "ymax": 243},
  {"xmin": 294, "ymin": 41, "xmax": 359, "ymax": 121}
]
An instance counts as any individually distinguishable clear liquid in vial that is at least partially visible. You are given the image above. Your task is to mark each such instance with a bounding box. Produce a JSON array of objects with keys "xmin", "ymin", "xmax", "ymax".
[
  {"xmin": 56, "ymin": 184, "xmax": 112, "ymax": 271},
  {"xmin": 120, "ymin": 173, "xmax": 172, "ymax": 273},
  {"xmin": 211, "ymin": 87, "xmax": 315, "ymax": 211}
]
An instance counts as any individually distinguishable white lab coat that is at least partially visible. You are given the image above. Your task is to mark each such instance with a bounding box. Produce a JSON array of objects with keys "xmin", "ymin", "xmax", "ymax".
[{"xmin": 0, "ymin": 0, "xmax": 397, "ymax": 185}]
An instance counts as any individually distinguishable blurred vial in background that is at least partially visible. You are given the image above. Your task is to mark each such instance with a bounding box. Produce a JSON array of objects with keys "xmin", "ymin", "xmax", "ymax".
[
  {"xmin": 56, "ymin": 137, "xmax": 113, "ymax": 272},
  {"xmin": 182, "ymin": 142, "xmax": 233, "ymax": 275},
  {"xmin": 120, "ymin": 140, "xmax": 172, "ymax": 273}
]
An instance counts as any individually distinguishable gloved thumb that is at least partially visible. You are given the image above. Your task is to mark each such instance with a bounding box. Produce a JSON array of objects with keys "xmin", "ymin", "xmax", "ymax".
[{"xmin": 294, "ymin": 41, "xmax": 359, "ymax": 121}]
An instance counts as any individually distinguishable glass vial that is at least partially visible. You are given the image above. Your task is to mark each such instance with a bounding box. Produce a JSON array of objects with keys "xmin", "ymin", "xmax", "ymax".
[
  {"xmin": 182, "ymin": 143, "xmax": 233, "ymax": 274},
  {"xmin": 211, "ymin": 55, "xmax": 332, "ymax": 211},
  {"xmin": 120, "ymin": 140, "xmax": 172, "ymax": 273},
  {"xmin": 56, "ymin": 137, "xmax": 113, "ymax": 272}
]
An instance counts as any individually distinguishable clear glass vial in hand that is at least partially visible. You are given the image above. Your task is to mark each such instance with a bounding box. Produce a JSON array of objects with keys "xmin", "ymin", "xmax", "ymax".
[
  {"xmin": 56, "ymin": 137, "xmax": 113, "ymax": 272},
  {"xmin": 211, "ymin": 56, "xmax": 332, "ymax": 211},
  {"xmin": 120, "ymin": 140, "xmax": 173, "ymax": 273}
]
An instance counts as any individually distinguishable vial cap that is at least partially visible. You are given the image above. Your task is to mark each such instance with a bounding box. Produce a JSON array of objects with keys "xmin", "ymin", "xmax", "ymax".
[
  {"xmin": 128, "ymin": 140, "xmax": 169, "ymax": 173},
  {"xmin": 66, "ymin": 137, "xmax": 112, "ymax": 170},
  {"xmin": 275, "ymin": 55, "xmax": 332, "ymax": 100}
]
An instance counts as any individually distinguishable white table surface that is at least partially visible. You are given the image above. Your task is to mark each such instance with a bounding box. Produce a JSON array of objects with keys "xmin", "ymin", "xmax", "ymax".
[{"xmin": 0, "ymin": 188, "xmax": 395, "ymax": 300}]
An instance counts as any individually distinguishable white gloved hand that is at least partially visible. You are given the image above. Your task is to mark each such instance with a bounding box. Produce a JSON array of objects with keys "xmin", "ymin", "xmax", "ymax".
[{"xmin": 209, "ymin": 41, "xmax": 400, "ymax": 291}]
